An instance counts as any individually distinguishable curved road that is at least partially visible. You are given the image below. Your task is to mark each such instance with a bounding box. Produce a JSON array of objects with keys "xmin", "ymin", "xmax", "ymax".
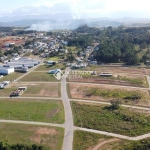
[
  {"xmin": 74, "ymin": 126, "xmax": 150, "ymax": 141},
  {"xmin": 61, "ymin": 68, "xmax": 73, "ymax": 150}
]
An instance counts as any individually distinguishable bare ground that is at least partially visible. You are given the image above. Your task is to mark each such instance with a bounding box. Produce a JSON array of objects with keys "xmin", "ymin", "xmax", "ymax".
[
  {"xmin": 69, "ymin": 74, "xmax": 146, "ymax": 87},
  {"xmin": 85, "ymin": 66, "xmax": 150, "ymax": 75},
  {"xmin": 30, "ymin": 127, "xmax": 58, "ymax": 147}
]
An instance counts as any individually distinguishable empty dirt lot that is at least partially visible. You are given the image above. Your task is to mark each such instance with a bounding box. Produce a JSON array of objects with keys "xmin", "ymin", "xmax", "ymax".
[
  {"xmin": 68, "ymin": 73, "xmax": 148, "ymax": 88},
  {"xmin": 83, "ymin": 66, "xmax": 150, "ymax": 75}
]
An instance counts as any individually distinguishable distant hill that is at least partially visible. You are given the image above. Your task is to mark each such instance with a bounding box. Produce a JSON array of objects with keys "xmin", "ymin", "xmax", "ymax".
[
  {"xmin": 0, "ymin": 18, "xmax": 122, "ymax": 30},
  {"xmin": 1, "ymin": 18, "xmax": 150, "ymax": 31}
]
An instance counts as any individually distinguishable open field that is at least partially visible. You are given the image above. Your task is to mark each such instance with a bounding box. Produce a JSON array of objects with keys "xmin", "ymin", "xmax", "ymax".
[
  {"xmin": 6, "ymin": 82, "xmax": 61, "ymax": 98},
  {"xmin": 68, "ymin": 73, "xmax": 148, "ymax": 88},
  {"xmin": 0, "ymin": 86, "xmax": 16, "ymax": 96},
  {"xmin": 0, "ymin": 123, "xmax": 64, "ymax": 150},
  {"xmin": 72, "ymin": 102, "xmax": 150, "ymax": 136},
  {"xmin": 74, "ymin": 130, "xmax": 150, "ymax": 150},
  {"xmin": 0, "ymin": 72, "xmax": 24, "ymax": 82},
  {"xmin": 34, "ymin": 63, "xmax": 66, "ymax": 71},
  {"xmin": 66, "ymin": 46, "xmax": 78, "ymax": 53},
  {"xmin": 47, "ymin": 56, "xmax": 60, "ymax": 61},
  {"xmin": 68, "ymin": 83, "xmax": 149, "ymax": 106},
  {"xmin": 0, "ymin": 99, "xmax": 64, "ymax": 124},
  {"xmin": 19, "ymin": 72, "xmax": 58, "ymax": 82},
  {"xmin": 79, "ymin": 66, "xmax": 150, "ymax": 75}
]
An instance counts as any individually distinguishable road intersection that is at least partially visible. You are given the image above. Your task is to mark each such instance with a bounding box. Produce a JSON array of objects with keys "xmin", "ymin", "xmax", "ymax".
[{"xmin": 0, "ymin": 66, "xmax": 150, "ymax": 150}]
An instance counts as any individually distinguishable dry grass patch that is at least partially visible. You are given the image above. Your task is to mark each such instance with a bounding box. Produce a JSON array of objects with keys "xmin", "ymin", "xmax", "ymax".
[
  {"xmin": 0, "ymin": 123, "xmax": 64, "ymax": 150},
  {"xmin": 19, "ymin": 72, "xmax": 58, "ymax": 82},
  {"xmin": 68, "ymin": 83, "xmax": 150, "ymax": 106},
  {"xmin": 72, "ymin": 102, "xmax": 150, "ymax": 136}
]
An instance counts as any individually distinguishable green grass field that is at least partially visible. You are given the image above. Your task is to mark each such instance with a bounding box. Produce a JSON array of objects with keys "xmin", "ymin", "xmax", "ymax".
[
  {"xmin": 0, "ymin": 123, "xmax": 64, "ymax": 150},
  {"xmin": 0, "ymin": 87, "xmax": 16, "ymax": 97},
  {"xmin": 0, "ymin": 99, "xmax": 64, "ymax": 124},
  {"xmin": 72, "ymin": 102, "xmax": 150, "ymax": 136},
  {"xmin": 47, "ymin": 56, "xmax": 60, "ymax": 61},
  {"xmin": 19, "ymin": 72, "xmax": 58, "ymax": 82},
  {"xmin": 0, "ymin": 72, "xmax": 24, "ymax": 82},
  {"xmin": 34, "ymin": 63, "xmax": 66, "ymax": 71},
  {"xmin": 66, "ymin": 46, "xmax": 78, "ymax": 53}
]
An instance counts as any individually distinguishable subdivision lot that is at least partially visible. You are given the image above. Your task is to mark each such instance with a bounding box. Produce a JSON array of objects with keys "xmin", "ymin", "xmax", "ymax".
[
  {"xmin": 0, "ymin": 99, "xmax": 64, "ymax": 124},
  {"xmin": 68, "ymin": 83, "xmax": 150, "ymax": 106},
  {"xmin": 74, "ymin": 130, "xmax": 150, "ymax": 150},
  {"xmin": 68, "ymin": 73, "xmax": 148, "ymax": 88},
  {"xmin": 19, "ymin": 72, "xmax": 58, "ymax": 82},
  {"xmin": 0, "ymin": 123, "xmax": 64, "ymax": 150},
  {"xmin": 74, "ymin": 130, "xmax": 111, "ymax": 150},
  {"xmin": 0, "ymin": 83, "xmax": 61, "ymax": 97},
  {"xmin": 79, "ymin": 66, "xmax": 150, "ymax": 75},
  {"xmin": 9, "ymin": 82, "xmax": 60, "ymax": 97},
  {"xmin": 34, "ymin": 63, "xmax": 66, "ymax": 71},
  {"xmin": 0, "ymin": 72, "xmax": 24, "ymax": 82},
  {"xmin": 72, "ymin": 102, "xmax": 150, "ymax": 136}
]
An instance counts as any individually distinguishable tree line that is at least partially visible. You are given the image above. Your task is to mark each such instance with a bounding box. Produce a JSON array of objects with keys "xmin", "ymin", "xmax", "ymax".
[
  {"xmin": 0, "ymin": 142, "xmax": 48, "ymax": 150},
  {"xmin": 74, "ymin": 25, "xmax": 150, "ymax": 65}
]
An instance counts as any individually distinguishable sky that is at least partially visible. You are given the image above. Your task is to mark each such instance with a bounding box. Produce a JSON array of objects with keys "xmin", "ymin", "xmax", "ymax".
[{"xmin": 0, "ymin": 0, "xmax": 150, "ymax": 21}]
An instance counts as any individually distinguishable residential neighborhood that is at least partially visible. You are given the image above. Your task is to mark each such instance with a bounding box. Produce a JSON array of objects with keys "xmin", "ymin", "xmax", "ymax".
[{"xmin": 0, "ymin": 20, "xmax": 150, "ymax": 150}]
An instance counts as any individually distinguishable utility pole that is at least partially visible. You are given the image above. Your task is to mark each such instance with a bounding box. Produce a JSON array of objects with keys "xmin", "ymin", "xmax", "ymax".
[{"xmin": 28, "ymin": 114, "xmax": 30, "ymax": 121}]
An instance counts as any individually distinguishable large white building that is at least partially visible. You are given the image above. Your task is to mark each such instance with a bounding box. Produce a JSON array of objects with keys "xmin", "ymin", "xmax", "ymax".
[{"xmin": 0, "ymin": 67, "xmax": 14, "ymax": 75}]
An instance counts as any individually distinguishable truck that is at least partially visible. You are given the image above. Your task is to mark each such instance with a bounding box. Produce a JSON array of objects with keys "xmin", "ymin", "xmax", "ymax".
[{"xmin": 10, "ymin": 87, "xmax": 27, "ymax": 97}]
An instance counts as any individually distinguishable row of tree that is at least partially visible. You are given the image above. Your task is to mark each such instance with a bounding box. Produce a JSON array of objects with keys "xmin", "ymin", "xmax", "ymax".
[{"xmin": 0, "ymin": 142, "xmax": 48, "ymax": 150}]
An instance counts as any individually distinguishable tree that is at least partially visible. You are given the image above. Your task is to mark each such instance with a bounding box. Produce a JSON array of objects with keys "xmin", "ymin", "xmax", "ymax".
[{"xmin": 110, "ymin": 99, "xmax": 122, "ymax": 110}]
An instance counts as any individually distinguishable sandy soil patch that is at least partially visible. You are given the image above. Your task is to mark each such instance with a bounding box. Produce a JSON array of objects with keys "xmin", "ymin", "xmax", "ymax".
[{"xmin": 30, "ymin": 127, "xmax": 58, "ymax": 146}]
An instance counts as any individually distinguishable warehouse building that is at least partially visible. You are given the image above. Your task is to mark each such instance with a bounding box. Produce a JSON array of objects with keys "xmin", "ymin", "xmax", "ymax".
[{"xmin": 0, "ymin": 66, "xmax": 14, "ymax": 75}]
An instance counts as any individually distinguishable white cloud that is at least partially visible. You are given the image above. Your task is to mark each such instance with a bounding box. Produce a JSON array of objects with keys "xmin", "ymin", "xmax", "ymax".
[{"xmin": 1, "ymin": 0, "xmax": 150, "ymax": 19}]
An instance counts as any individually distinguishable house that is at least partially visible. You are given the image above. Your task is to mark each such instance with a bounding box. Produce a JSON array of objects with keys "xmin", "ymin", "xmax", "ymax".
[
  {"xmin": 47, "ymin": 61, "xmax": 58, "ymax": 65},
  {"xmin": 48, "ymin": 69, "xmax": 62, "ymax": 74}
]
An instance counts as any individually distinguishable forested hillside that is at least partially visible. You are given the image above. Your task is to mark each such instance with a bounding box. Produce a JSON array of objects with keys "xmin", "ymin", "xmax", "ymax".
[{"xmin": 75, "ymin": 25, "xmax": 150, "ymax": 65}]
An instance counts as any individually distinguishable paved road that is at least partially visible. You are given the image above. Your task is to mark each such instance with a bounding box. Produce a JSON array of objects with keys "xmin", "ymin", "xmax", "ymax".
[
  {"xmin": 0, "ymin": 119, "xmax": 64, "ymax": 128},
  {"xmin": 0, "ymin": 96, "xmax": 61, "ymax": 100},
  {"xmin": 74, "ymin": 126, "xmax": 150, "ymax": 141},
  {"xmin": 14, "ymin": 81, "xmax": 60, "ymax": 84},
  {"xmin": 71, "ymin": 99, "xmax": 150, "ymax": 111},
  {"xmin": 67, "ymin": 82, "xmax": 149, "ymax": 90},
  {"xmin": 61, "ymin": 68, "xmax": 74, "ymax": 150}
]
